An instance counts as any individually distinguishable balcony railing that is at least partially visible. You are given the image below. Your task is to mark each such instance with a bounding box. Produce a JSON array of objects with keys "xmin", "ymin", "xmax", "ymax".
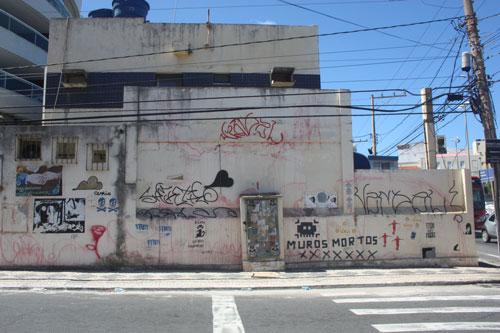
[
  {"xmin": 0, "ymin": 9, "xmax": 49, "ymax": 51},
  {"xmin": 46, "ymin": 0, "xmax": 71, "ymax": 18},
  {"xmin": 0, "ymin": 70, "xmax": 43, "ymax": 103}
]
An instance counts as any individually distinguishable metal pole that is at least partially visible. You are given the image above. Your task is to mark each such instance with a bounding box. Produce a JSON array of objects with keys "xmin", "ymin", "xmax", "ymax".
[
  {"xmin": 463, "ymin": 0, "xmax": 500, "ymax": 257},
  {"xmin": 371, "ymin": 95, "xmax": 376, "ymax": 156},
  {"xmin": 370, "ymin": 92, "xmax": 406, "ymax": 157},
  {"xmin": 465, "ymin": 111, "xmax": 471, "ymax": 170},
  {"xmin": 422, "ymin": 87, "xmax": 437, "ymax": 169}
]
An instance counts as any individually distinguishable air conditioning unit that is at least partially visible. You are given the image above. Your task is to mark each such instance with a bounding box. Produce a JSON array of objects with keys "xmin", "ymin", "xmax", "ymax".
[
  {"xmin": 61, "ymin": 69, "xmax": 87, "ymax": 88},
  {"xmin": 270, "ymin": 67, "xmax": 295, "ymax": 87}
]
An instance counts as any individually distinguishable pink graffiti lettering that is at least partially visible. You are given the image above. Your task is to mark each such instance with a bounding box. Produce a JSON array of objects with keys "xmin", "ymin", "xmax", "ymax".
[
  {"xmin": 220, "ymin": 113, "xmax": 284, "ymax": 144},
  {"xmin": 85, "ymin": 225, "xmax": 107, "ymax": 259},
  {"xmin": 0, "ymin": 235, "xmax": 57, "ymax": 265}
]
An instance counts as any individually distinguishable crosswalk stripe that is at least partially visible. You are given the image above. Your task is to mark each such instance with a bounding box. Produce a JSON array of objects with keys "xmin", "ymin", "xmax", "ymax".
[
  {"xmin": 372, "ymin": 322, "xmax": 500, "ymax": 332},
  {"xmin": 212, "ymin": 295, "xmax": 245, "ymax": 333},
  {"xmin": 334, "ymin": 295, "xmax": 500, "ymax": 303},
  {"xmin": 321, "ymin": 291, "xmax": 369, "ymax": 297},
  {"xmin": 351, "ymin": 307, "xmax": 500, "ymax": 315}
]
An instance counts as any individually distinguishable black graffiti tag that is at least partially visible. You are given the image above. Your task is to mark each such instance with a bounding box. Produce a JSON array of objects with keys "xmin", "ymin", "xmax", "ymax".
[
  {"xmin": 140, "ymin": 182, "xmax": 218, "ymax": 206},
  {"xmin": 354, "ymin": 180, "xmax": 465, "ymax": 215},
  {"xmin": 136, "ymin": 207, "xmax": 238, "ymax": 220}
]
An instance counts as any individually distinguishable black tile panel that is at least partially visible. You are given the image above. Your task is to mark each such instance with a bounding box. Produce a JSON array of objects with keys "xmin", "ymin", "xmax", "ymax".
[{"xmin": 45, "ymin": 72, "xmax": 321, "ymax": 109}]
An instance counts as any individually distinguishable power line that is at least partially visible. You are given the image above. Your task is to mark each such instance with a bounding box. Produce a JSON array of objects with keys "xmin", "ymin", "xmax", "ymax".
[
  {"xmin": 0, "ymin": 15, "xmax": 463, "ymax": 72},
  {"xmin": 3, "ymin": 41, "xmax": 459, "ymax": 82},
  {"xmin": 77, "ymin": 1, "xmax": 411, "ymax": 15},
  {"xmin": 12, "ymin": 101, "xmax": 466, "ymax": 118},
  {"xmin": 0, "ymin": 108, "xmax": 473, "ymax": 127},
  {"xmin": 3, "ymin": 85, "xmax": 470, "ymax": 111},
  {"xmin": 279, "ymin": 0, "xmax": 453, "ymax": 52},
  {"xmin": 0, "ymin": 92, "xmax": 454, "ymax": 124}
]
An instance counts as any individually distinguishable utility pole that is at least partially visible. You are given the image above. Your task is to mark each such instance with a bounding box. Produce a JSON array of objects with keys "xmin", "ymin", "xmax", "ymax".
[
  {"xmin": 465, "ymin": 108, "xmax": 471, "ymax": 170},
  {"xmin": 422, "ymin": 87, "xmax": 437, "ymax": 169},
  {"xmin": 371, "ymin": 95, "xmax": 376, "ymax": 156},
  {"xmin": 370, "ymin": 92, "xmax": 406, "ymax": 156},
  {"xmin": 463, "ymin": 0, "xmax": 500, "ymax": 255}
]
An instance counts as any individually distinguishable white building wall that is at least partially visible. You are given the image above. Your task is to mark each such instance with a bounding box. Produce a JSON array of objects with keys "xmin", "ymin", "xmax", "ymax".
[
  {"xmin": 127, "ymin": 87, "xmax": 351, "ymax": 267},
  {"xmin": 47, "ymin": 18, "xmax": 319, "ymax": 75},
  {"xmin": 349, "ymin": 169, "xmax": 475, "ymax": 265},
  {"xmin": 0, "ymin": 119, "xmax": 477, "ymax": 268},
  {"xmin": 0, "ymin": 125, "xmax": 123, "ymax": 266}
]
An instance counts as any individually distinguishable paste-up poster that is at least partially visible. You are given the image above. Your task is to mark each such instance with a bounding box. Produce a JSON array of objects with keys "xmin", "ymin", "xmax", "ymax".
[
  {"xmin": 16, "ymin": 165, "xmax": 62, "ymax": 196},
  {"xmin": 34, "ymin": 198, "xmax": 85, "ymax": 233}
]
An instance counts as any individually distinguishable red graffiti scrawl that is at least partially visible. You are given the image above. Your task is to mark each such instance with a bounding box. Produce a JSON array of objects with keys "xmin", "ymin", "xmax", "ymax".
[
  {"xmin": 381, "ymin": 233, "xmax": 391, "ymax": 248},
  {"xmin": 389, "ymin": 220, "xmax": 399, "ymax": 235},
  {"xmin": 220, "ymin": 113, "xmax": 284, "ymax": 144},
  {"xmin": 393, "ymin": 236, "xmax": 403, "ymax": 251},
  {"xmin": 85, "ymin": 225, "xmax": 107, "ymax": 259}
]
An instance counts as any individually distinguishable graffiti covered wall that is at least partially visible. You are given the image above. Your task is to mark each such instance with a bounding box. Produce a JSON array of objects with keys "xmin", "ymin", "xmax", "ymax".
[
  {"xmin": 0, "ymin": 89, "xmax": 477, "ymax": 269},
  {"xmin": 0, "ymin": 126, "xmax": 119, "ymax": 266},
  {"xmin": 126, "ymin": 87, "xmax": 352, "ymax": 268},
  {"xmin": 284, "ymin": 169, "xmax": 476, "ymax": 267}
]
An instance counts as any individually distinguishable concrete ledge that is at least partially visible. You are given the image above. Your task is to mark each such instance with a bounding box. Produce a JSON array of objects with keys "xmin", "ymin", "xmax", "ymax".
[
  {"xmin": 285, "ymin": 257, "xmax": 479, "ymax": 270},
  {"xmin": 0, "ymin": 266, "xmax": 497, "ymax": 292}
]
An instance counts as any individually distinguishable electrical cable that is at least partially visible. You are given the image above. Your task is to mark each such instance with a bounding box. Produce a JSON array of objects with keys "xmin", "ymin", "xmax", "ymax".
[
  {"xmin": 0, "ymin": 109, "xmax": 474, "ymax": 127},
  {"xmin": 278, "ymin": 0, "xmax": 450, "ymax": 51},
  {"xmin": 3, "ymin": 86, "xmax": 469, "ymax": 112},
  {"xmin": 0, "ymin": 15, "xmax": 463, "ymax": 72}
]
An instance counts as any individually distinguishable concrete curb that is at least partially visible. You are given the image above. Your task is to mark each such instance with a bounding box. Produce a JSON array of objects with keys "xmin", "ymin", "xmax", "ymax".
[
  {"xmin": 0, "ymin": 264, "xmax": 499, "ymax": 292},
  {"xmin": 1, "ymin": 277, "xmax": 500, "ymax": 292},
  {"xmin": 2, "ymin": 279, "xmax": 500, "ymax": 292}
]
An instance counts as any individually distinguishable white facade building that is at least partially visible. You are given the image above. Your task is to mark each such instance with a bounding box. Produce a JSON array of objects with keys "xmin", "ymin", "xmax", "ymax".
[
  {"xmin": 0, "ymin": 16, "xmax": 477, "ymax": 270},
  {"xmin": 398, "ymin": 141, "xmax": 482, "ymax": 176},
  {"xmin": 0, "ymin": 0, "xmax": 81, "ymax": 121}
]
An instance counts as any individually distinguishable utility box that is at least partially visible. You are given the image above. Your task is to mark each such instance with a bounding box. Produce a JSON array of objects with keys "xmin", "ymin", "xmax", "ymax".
[{"xmin": 240, "ymin": 194, "xmax": 285, "ymax": 271}]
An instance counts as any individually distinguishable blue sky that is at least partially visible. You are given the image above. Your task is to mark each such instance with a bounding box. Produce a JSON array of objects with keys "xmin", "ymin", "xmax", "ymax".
[{"xmin": 80, "ymin": 0, "xmax": 500, "ymax": 157}]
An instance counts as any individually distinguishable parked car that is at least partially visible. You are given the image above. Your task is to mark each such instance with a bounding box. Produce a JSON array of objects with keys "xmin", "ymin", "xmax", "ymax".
[
  {"xmin": 475, "ymin": 213, "xmax": 489, "ymax": 230},
  {"xmin": 482, "ymin": 214, "xmax": 498, "ymax": 243}
]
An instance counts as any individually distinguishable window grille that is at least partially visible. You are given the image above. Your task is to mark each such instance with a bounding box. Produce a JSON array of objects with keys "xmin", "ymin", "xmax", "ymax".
[
  {"xmin": 86, "ymin": 143, "xmax": 109, "ymax": 171},
  {"xmin": 52, "ymin": 137, "xmax": 78, "ymax": 164},
  {"xmin": 16, "ymin": 135, "xmax": 41, "ymax": 161}
]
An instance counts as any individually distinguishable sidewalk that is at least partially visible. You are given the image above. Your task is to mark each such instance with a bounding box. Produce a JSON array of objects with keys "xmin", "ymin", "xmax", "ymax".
[{"xmin": 0, "ymin": 264, "xmax": 499, "ymax": 292}]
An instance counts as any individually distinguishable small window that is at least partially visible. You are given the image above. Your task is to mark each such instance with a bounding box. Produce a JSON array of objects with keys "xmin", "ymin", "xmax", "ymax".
[
  {"xmin": 16, "ymin": 135, "xmax": 41, "ymax": 160},
  {"xmin": 213, "ymin": 73, "xmax": 231, "ymax": 85},
  {"xmin": 87, "ymin": 143, "xmax": 109, "ymax": 171},
  {"xmin": 157, "ymin": 74, "xmax": 183, "ymax": 87},
  {"xmin": 58, "ymin": 142, "xmax": 76, "ymax": 159},
  {"xmin": 447, "ymin": 161, "xmax": 452, "ymax": 168},
  {"xmin": 460, "ymin": 161, "xmax": 465, "ymax": 169},
  {"xmin": 93, "ymin": 150, "xmax": 106, "ymax": 163},
  {"xmin": 436, "ymin": 162, "xmax": 441, "ymax": 169},
  {"xmin": 52, "ymin": 137, "xmax": 78, "ymax": 164}
]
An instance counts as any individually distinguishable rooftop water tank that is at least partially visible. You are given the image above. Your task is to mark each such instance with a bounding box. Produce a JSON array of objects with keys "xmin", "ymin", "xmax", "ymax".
[
  {"xmin": 88, "ymin": 9, "xmax": 113, "ymax": 18},
  {"xmin": 112, "ymin": 0, "xmax": 150, "ymax": 18}
]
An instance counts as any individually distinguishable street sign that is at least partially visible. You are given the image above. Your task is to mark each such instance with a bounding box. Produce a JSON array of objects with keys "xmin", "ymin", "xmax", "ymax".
[
  {"xmin": 486, "ymin": 139, "xmax": 500, "ymax": 163},
  {"xmin": 480, "ymin": 168, "xmax": 494, "ymax": 183}
]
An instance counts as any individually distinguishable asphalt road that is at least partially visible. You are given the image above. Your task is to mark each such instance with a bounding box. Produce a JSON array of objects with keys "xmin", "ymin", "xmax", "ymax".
[
  {"xmin": 476, "ymin": 231, "xmax": 500, "ymax": 266},
  {"xmin": 1, "ymin": 284, "xmax": 500, "ymax": 332}
]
